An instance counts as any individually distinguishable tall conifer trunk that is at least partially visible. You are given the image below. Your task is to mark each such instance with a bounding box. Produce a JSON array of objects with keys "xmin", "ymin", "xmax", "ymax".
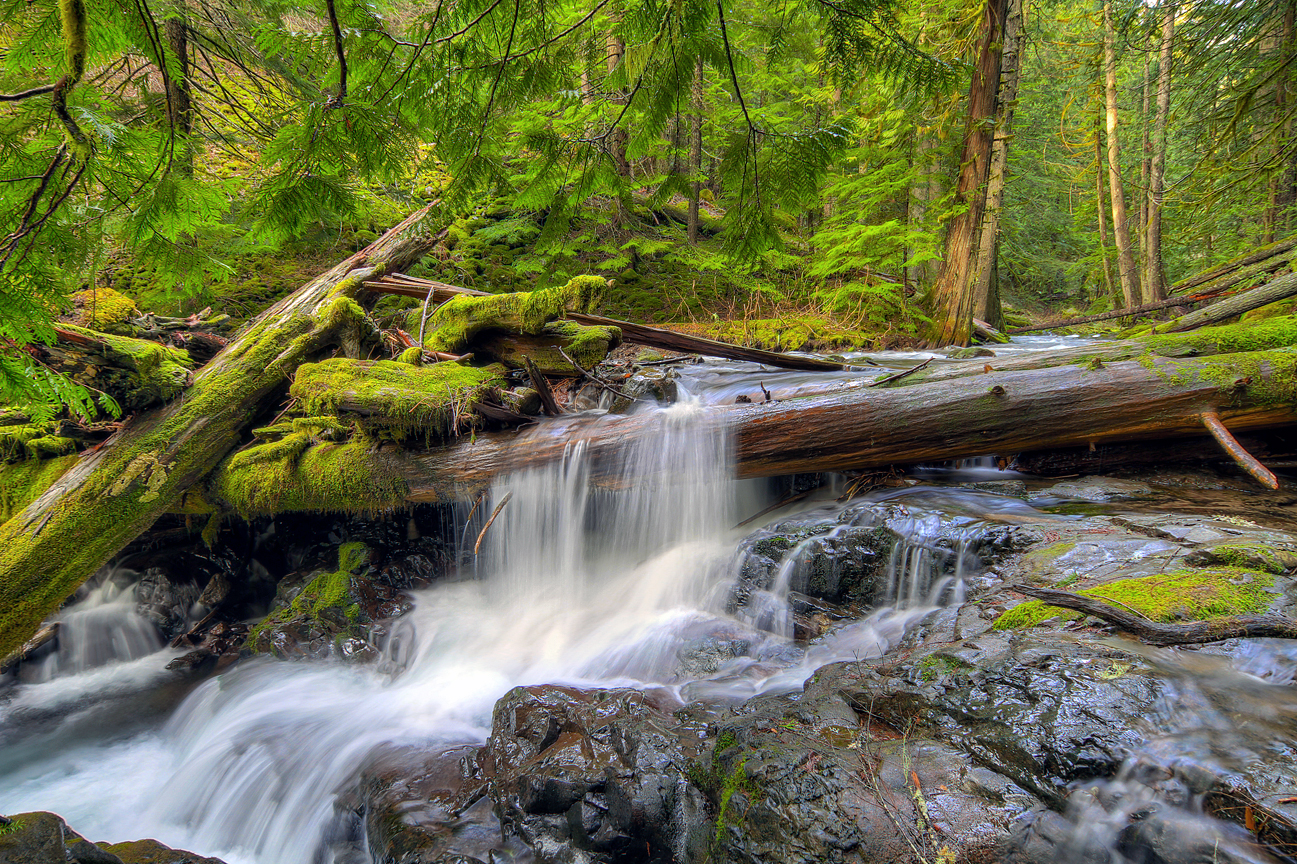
[
  {"xmin": 688, "ymin": 57, "xmax": 704, "ymax": 245},
  {"xmin": 928, "ymin": 0, "xmax": 1008, "ymax": 346},
  {"xmin": 972, "ymin": 0, "xmax": 1025, "ymax": 329},
  {"xmin": 1104, "ymin": 0, "xmax": 1140, "ymax": 308},
  {"xmin": 1144, "ymin": 0, "xmax": 1174, "ymax": 303}
]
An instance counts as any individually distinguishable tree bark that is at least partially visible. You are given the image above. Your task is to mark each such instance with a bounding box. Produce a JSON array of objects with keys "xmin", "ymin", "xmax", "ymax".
[
  {"xmin": 1104, "ymin": 0, "xmax": 1141, "ymax": 308},
  {"xmin": 0, "ymin": 207, "xmax": 440, "ymax": 660},
  {"xmin": 972, "ymin": 0, "xmax": 1024, "ymax": 329},
  {"xmin": 164, "ymin": 15, "xmax": 193, "ymax": 175},
  {"xmin": 928, "ymin": 0, "xmax": 1008, "ymax": 346},
  {"xmin": 1143, "ymin": 0, "xmax": 1174, "ymax": 304}
]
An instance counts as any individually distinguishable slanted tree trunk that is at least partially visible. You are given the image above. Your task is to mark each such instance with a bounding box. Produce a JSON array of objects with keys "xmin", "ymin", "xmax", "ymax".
[
  {"xmin": 0, "ymin": 207, "xmax": 439, "ymax": 660},
  {"xmin": 1144, "ymin": 0, "xmax": 1174, "ymax": 304},
  {"xmin": 928, "ymin": 0, "xmax": 1008, "ymax": 346},
  {"xmin": 972, "ymin": 0, "xmax": 1025, "ymax": 329},
  {"xmin": 688, "ymin": 56, "xmax": 704, "ymax": 245},
  {"xmin": 1104, "ymin": 0, "xmax": 1141, "ymax": 308}
]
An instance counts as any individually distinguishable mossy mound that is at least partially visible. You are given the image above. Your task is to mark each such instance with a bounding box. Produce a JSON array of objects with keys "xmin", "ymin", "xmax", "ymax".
[
  {"xmin": 51, "ymin": 325, "xmax": 194, "ymax": 410},
  {"xmin": 416, "ymin": 276, "xmax": 607, "ymax": 355},
  {"xmin": 0, "ymin": 425, "xmax": 77, "ymax": 463},
  {"xmin": 210, "ymin": 439, "xmax": 408, "ymax": 519},
  {"xmin": 473, "ymin": 321, "xmax": 621, "ymax": 375},
  {"xmin": 248, "ymin": 542, "xmax": 370, "ymax": 652},
  {"xmin": 64, "ymin": 287, "xmax": 139, "ymax": 334},
  {"xmin": 289, "ymin": 358, "xmax": 505, "ymax": 441},
  {"xmin": 994, "ymin": 567, "xmax": 1276, "ymax": 630},
  {"xmin": 0, "ymin": 455, "xmax": 79, "ymax": 522}
]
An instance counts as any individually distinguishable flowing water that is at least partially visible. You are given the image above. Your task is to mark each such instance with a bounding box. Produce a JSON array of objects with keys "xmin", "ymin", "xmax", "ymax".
[{"xmin": 0, "ymin": 346, "xmax": 1292, "ymax": 864}]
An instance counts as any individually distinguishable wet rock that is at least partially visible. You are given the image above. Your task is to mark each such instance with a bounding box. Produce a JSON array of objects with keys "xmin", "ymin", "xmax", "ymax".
[
  {"xmin": 359, "ymin": 744, "xmax": 528, "ymax": 864},
  {"xmin": 815, "ymin": 633, "xmax": 1168, "ymax": 805},
  {"xmin": 478, "ymin": 684, "xmax": 711, "ymax": 863},
  {"xmin": 946, "ymin": 346, "xmax": 996, "ymax": 359},
  {"xmin": 0, "ymin": 812, "xmax": 225, "ymax": 864},
  {"xmin": 1041, "ymin": 477, "xmax": 1154, "ymax": 502},
  {"xmin": 134, "ymin": 567, "xmax": 203, "ymax": 642},
  {"xmin": 706, "ymin": 684, "xmax": 1042, "ymax": 864}
]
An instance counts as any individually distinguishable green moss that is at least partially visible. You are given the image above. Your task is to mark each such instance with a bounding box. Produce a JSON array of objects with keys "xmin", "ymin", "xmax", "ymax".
[
  {"xmin": 1140, "ymin": 316, "xmax": 1297, "ymax": 358},
  {"xmin": 1190, "ymin": 541, "xmax": 1296, "ymax": 575},
  {"xmin": 918, "ymin": 652, "xmax": 970, "ymax": 682},
  {"xmin": 211, "ymin": 439, "xmax": 407, "ymax": 519},
  {"xmin": 247, "ymin": 543, "xmax": 371, "ymax": 650},
  {"xmin": 56, "ymin": 324, "xmax": 193, "ymax": 408},
  {"xmin": 418, "ymin": 275, "xmax": 606, "ymax": 354},
  {"xmin": 66, "ymin": 287, "xmax": 139, "ymax": 333},
  {"xmin": 1241, "ymin": 297, "xmax": 1297, "ymax": 323},
  {"xmin": 667, "ymin": 313, "xmax": 889, "ymax": 352},
  {"xmin": 397, "ymin": 346, "xmax": 425, "ymax": 365},
  {"xmin": 994, "ymin": 567, "xmax": 1275, "ymax": 630},
  {"xmin": 0, "ymin": 456, "xmax": 79, "ymax": 523},
  {"xmin": 289, "ymin": 358, "xmax": 504, "ymax": 441},
  {"xmin": 0, "ymin": 424, "xmax": 75, "ymax": 462}
]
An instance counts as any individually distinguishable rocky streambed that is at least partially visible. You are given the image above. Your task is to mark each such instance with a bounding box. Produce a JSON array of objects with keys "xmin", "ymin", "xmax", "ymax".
[{"xmin": 4, "ymin": 454, "xmax": 1297, "ymax": 864}]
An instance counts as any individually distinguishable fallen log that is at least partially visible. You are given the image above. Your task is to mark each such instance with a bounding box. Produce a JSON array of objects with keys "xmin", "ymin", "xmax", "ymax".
[
  {"xmin": 363, "ymin": 274, "xmax": 849, "ymax": 372},
  {"xmin": 1014, "ymin": 585, "xmax": 1297, "ymax": 645},
  {"xmin": 0, "ymin": 206, "xmax": 441, "ymax": 660},
  {"xmin": 1172, "ymin": 237, "xmax": 1297, "ymax": 296},
  {"xmin": 206, "ymin": 347, "xmax": 1297, "ymax": 511},
  {"xmin": 1160, "ymin": 270, "xmax": 1297, "ymax": 333},
  {"xmin": 1006, "ymin": 294, "xmax": 1206, "ymax": 334}
]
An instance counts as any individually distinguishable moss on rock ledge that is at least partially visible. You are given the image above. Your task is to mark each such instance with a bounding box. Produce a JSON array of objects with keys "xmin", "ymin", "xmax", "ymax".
[{"xmin": 994, "ymin": 567, "xmax": 1275, "ymax": 630}]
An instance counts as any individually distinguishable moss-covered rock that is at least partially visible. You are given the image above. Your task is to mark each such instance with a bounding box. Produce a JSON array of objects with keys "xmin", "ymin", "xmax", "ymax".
[
  {"xmin": 64, "ymin": 286, "xmax": 140, "ymax": 334},
  {"xmin": 289, "ymin": 358, "xmax": 505, "ymax": 441},
  {"xmin": 994, "ymin": 567, "xmax": 1276, "ymax": 630},
  {"xmin": 472, "ymin": 321, "xmax": 622, "ymax": 375},
  {"xmin": 48, "ymin": 325, "xmax": 193, "ymax": 410}
]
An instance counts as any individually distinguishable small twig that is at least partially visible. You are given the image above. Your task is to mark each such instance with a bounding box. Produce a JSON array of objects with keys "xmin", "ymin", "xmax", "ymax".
[
  {"xmin": 734, "ymin": 489, "xmax": 811, "ymax": 528},
  {"xmin": 474, "ymin": 491, "xmax": 513, "ymax": 554},
  {"xmin": 867, "ymin": 357, "xmax": 933, "ymax": 388},
  {"xmin": 637, "ymin": 355, "xmax": 696, "ymax": 367},
  {"xmin": 557, "ymin": 347, "xmax": 637, "ymax": 401},
  {"xmin": 758, "ymin": 381, "xmax": 773, "ymax": 402},
  {"xmin": 525, "ymin": 356, "xmax": 564, "ymax": 416}
]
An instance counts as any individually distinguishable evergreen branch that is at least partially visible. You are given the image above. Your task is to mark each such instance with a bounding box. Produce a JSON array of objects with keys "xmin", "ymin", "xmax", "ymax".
[
  {"xmin": 324, "ymin": 0, "xmax": 348, "ymax": 107},
  {"xmin": 490, "ymin": 0, "xmax": 612, "ymax": 65},
  {"xmin": 478, "ymin": 0, "xmax": 522, "ymax": 146},
  {"xmin": 716, "ymin": 0, "xmax": 760, "ymax": 199},
  {"xmin": 382, "ymin": 0, "xmax": 445, "ymax": 105},
  {"xmin": 0, "ymin": 85, "xmax": 56, "ymax": 102},
  {"xmin": 436, "ymin": 0, "xmax": 506, "ymax": 45}
]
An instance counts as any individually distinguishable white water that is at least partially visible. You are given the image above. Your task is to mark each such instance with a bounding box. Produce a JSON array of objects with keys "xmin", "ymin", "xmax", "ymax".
[{"xmin": 0, "ymin": 399, "xmax": 963, "ymax": 864}]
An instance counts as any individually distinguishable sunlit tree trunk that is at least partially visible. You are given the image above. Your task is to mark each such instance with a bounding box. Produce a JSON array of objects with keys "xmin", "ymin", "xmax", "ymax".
[
  {"xmin": 1138, "ymin": 47, "xmax": 1151, "ymax": 292},
  {"xmin": 972, "ymin": 0, "xmax": 1025, "ymax": 329},
  {"xmin": 928, "ymin": 0, "xmax": 1008, "ymax": 346},
  {"xmin": 1104, "ymin": 0, "xmax": 1140, "ymax": 308},
  {"xmin": 1266, "ymin": 1, "xmax": 1297, "ymax": 241},
  {"xmin": 1144, "ymin": 0, "xmax": 1174, "ymax": 303}
]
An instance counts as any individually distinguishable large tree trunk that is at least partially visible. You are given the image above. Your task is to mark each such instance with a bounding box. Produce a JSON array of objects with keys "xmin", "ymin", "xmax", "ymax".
[
  {"xmin": 211, "ymin": 347, "xmax": 1297, "ymax": 508},
  {"xmin": 1159, "ymin": 269, "xmax": 1297, "ymax": 332},
  {"xmin": 1104, "ymin": 0, "xmax": 1141, "ymax": 308},
  {"xmin": 1095, "ymin": 112, "xmax": 1116, "ymax": 301},
  {"xmin": 0, "ymin": 208, "xmax": 439, "ymax": 660},
  {"xmin": 164, "ymin": 15, "xmax": 193, "ymax": 175},
  {"xmin": 927, "ymin": 0, "xmax": 1008, "ymax": 346},
  {"xmin": 972, "ymin": 0, "xmax": 1024, "ymax": 330},
  {"xmin": 1143, "ymin": 0, "xmax": 1175, "ymax": 304}
]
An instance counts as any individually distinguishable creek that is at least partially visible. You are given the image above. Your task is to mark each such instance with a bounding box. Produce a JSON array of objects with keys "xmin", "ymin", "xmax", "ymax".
[{"xmin": 2, "ymin": 337, "xmax": 1295, "ymax": 864}]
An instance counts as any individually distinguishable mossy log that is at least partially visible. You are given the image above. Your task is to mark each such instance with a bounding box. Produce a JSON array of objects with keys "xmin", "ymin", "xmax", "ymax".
[
  {"xmin": 1171, "ymin": 236, "xmax": 1297, "ymax": 296},
  {"xmin": 472, "ymin": 322, "xmax": 622, "ymax": 376},
  {"xmin": 0, "ymin": 206, "xmax": 440, "ymax": 660},
  {"xmin": 416, "ymin": 276, "xmax": 608, "ymax": 355},
  {"xmin": 42, "ymin": 325, "xmax": 194, "ymax": 411},
  {"xmin": 289, "ymin": 358, "xmax": 506, "ymax": 439},
  {"xmin": 1159, "ymin": 271, "xmax": 1297, "ymax": 333},
  {"xmin": 206, "ymin": 347, "xmax": 1297, "ymax": 511}
]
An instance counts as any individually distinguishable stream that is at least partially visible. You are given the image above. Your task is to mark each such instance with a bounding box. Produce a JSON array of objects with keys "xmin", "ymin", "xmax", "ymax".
[{"xmin": 2, "ymin": 338, "xmax": 1296, "ymax": 864}]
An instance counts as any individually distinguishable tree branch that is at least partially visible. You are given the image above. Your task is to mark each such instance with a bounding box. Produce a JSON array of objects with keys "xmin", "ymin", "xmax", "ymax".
[
  {"xmin": 0, "ymin": 85, "xmax": 56, "ymax": 102},
  {"xmin": 325, "ymin": 0, "xmax": 348, "ymax": 106}
]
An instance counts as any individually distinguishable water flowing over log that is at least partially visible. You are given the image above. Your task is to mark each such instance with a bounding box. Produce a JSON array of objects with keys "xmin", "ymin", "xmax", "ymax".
[
  {"xmin": 1014, "ymin": 586, "xmax": 1297, "ymax": 645},
  {"xmin": 0, "ymin": 206, "xmax": 441, "ymax": 660},
  {"xmin": 209, "ymin": 348, "xmax": 1297, "ymax": 509}
]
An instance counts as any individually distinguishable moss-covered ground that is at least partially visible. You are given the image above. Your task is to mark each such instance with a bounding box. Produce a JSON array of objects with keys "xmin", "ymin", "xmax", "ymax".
[{"xmin": 994, "ymin": 567, "xmax": 1276, "ymax": 630}]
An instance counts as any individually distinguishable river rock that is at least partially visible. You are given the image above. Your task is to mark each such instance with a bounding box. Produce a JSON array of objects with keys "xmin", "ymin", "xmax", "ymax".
[
  {"xmin": 477, "ymin": 684, "xmax": 712, "ymax": 863},
  {"xmin": 1040, "ymin": 477, "xmax": 1154, "ymax": 502}
]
